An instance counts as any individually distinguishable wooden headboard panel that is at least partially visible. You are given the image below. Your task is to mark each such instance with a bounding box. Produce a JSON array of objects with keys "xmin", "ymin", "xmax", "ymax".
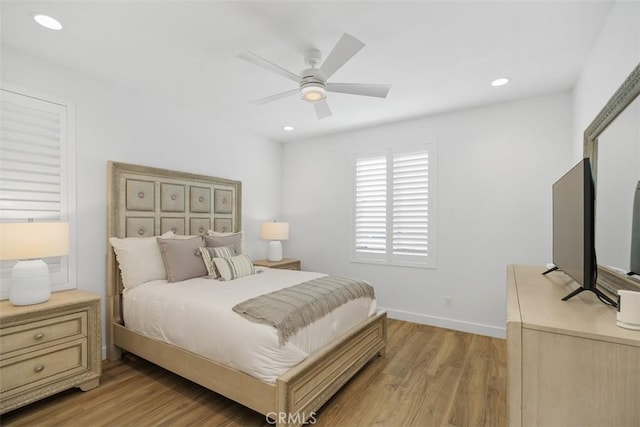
[
  {"xmin": 106, "ymin": 161, "xmax": 242, "ymax": 359},
  {"xmin": 107, "ymin": 161, "xmax": 241, "ymax": 239}
]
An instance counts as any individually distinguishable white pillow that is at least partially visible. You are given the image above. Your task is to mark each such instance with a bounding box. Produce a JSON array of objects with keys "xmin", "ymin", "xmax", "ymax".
[
  {"xmin": 109, "ymin": 231, "xmax": 178, "ymax": 289},
  {"xmin": 206, "ymin": 230, "xmax": 246, "ymax": 254}
]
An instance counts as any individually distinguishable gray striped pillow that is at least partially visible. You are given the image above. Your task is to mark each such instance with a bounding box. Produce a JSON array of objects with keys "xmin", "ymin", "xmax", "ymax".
[
  {"xmin": 199, "ymin": 246, "xmax": 237, "ymax": 278},
  {"xmin": 213, "ymin": 254, "xmax": 255, "ymax": 281}
]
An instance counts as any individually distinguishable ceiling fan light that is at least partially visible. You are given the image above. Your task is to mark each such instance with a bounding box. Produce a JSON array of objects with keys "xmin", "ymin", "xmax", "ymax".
[{"xmin": 300, "ymin": 85, "xmax": 327, "ymax": 103}]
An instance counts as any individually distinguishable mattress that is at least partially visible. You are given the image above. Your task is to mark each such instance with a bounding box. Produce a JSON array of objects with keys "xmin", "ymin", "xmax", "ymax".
[{"xmin": 123, "ymin": 267, "xmax": 377, "ymax": 383}]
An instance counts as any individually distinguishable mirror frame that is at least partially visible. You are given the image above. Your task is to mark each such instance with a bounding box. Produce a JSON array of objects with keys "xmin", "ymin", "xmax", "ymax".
[{"xmin": 584, "ymin": 63, "xmax": 640, "ymax": 294}]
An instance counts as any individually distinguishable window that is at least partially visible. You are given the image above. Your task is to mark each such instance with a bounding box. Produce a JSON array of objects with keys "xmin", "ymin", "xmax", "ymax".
[
  {"xmin": 0, "ymin": 86, "xmax": 76, "ymax": 298},
  {"xmin": 353, "ymin": 145, "xmax": 436, "ymax": 268}
]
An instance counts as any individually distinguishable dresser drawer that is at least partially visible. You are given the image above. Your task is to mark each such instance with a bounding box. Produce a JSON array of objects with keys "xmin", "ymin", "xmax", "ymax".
[
  {"xmin": 1, "ymin": 312, "xmax": 87, "ymax": 356},
  {"xmin": 1, "ymin": 339, "xmax": 87, "ymax": 397}
]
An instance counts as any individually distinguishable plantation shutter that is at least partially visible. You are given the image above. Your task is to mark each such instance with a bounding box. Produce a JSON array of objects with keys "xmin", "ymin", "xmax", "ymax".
[
  {"xmin": 0, "ymin": 88, "xmax": 74, "ymax": 295},
  {"xmin": 354, "ymin": 155, "xmax": 387, "ymax": 256},
  {"xmin": 353, "ymin": 145, "xmax": 435, "ymax": 268},
  {"xmin": 392, "ymin": 151, "xmax": 429, "ymax": 258}
]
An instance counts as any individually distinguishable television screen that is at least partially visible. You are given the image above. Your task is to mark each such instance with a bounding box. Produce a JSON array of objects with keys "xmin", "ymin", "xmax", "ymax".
[
  {"xmin": 630, "ymin": 181, "xmax": 640, "ymax": 275},
  {"xmin": 552, "ymin": 158, "xmax": 594, "ymax": 289},
  {"xmin": 549, "ymin": 158, "xmax": 617, "ymax": 306}
]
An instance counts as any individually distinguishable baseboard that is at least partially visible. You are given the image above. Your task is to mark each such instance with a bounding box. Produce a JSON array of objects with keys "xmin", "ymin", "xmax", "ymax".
[{"xmin": 380, "ymin": 306, "xmax": 506, "ymax": 339}]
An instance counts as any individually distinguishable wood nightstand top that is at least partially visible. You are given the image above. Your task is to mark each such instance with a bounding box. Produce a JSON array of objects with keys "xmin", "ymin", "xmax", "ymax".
[
  {"xmin": 253, "ymin": 258, "xmax": 301, "ymax": 270},
  {"xmin": 0, "ymin": 289, "xmax": 100, "ymax": 320}
]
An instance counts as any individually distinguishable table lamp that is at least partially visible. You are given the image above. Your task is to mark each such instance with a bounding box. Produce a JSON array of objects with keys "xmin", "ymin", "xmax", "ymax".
[
  {"xmin": 260, "ymin": 221, "xmax": 289, "ymax": 262},
  {"xmin": 0, "ymin": 221, "xmax": 69, "ymax": 306}
]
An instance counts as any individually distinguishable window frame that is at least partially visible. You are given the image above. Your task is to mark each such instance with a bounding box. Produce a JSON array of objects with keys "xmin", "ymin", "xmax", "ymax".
[
  {"xmin": 351, "ymin": 143, "xmax": 436, "ymax": 269},
  {"xmin": 0, "ymin": 83, "xmax": 77, "ymax": 298}
]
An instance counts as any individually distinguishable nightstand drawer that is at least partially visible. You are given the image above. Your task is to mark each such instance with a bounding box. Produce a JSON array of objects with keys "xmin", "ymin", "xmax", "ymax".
[
  {"xmin": 1, "ymin": 339, "xmax": 87, "ymax": 396},
  {"xmin": 279, "ymin": 263, "xmax": 300, "ymax": 270},
  {"xmin": 1, "ymin": 312, "xmax": 87, "ymax": 356},
  {"xmin": 253, "ymin": 258, "xmax": 301, "ymax": 270}
]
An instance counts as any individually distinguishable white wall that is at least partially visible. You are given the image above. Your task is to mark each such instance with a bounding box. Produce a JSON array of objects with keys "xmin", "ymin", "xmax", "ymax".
[
  {"xmin": 282, "ymin": 92, "xmax": 573, "ymax": 337},
  {"xmin": 1, "ymin": 47, "xmax": 284, "ymax": 356},
  {"xmin": 572, "ymin": 1, "xmax": 640, "ymax": 272},
  {"xmin": 572, "ymin": 0, "xmax": 640, "ymax": 159},
  {"xmin": 3, "ymin": 0, "xmax": 633, "ymax": 349}
]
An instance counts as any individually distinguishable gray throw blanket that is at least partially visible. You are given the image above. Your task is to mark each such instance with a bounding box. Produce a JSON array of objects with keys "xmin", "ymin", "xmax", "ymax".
[{"xmin": 232, "ymin": 275, "xmax": 375, "ymax": 345}]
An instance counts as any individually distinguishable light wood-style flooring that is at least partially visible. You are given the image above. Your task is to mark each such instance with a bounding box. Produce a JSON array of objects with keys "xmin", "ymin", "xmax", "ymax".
[{"xmin": 1, "ymin": 319, "xmax": 507, "ymax": 426}]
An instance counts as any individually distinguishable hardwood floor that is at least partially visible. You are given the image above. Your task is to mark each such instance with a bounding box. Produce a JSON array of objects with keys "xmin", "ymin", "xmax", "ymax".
[{"xmin": 1, "ymin": 319, "xmax": 507, "ymax": 426}]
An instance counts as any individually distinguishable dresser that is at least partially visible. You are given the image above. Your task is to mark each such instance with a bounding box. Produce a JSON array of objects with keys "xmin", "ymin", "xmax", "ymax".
[
  {"xmin": 0, "ymin": 290, "xmax": 101, "ymax": 414},
  {"xmin": 253, "ymin": 258, "xmax": 301, "ymax": 270},
  {"xmin": 507, "ymin": 265, "xmax": 640, "ymax": 427}
]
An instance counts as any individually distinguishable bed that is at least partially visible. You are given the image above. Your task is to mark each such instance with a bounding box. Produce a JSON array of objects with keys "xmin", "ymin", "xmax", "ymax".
[{"xmin": 106, "ymin": 161, "xmax": 387, "ymax": 426}]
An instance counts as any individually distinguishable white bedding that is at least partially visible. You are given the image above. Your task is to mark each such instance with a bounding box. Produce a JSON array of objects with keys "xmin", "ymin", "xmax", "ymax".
[{"xmin": 123, "ymin": 267, "xmax": 377, "ymax": 383}]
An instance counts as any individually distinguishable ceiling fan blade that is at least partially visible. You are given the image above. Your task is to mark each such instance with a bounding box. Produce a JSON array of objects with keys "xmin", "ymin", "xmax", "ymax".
[
  {"xmin": 314, "ymin": 101, "xmax": 332, "ymax": 119},
  {"xmin": 319, "ymin": 33, "xmax": 365, "ymax": 80},
  {"xmin": 327, "ymin": 83, "xmax": 391, "ymax": 98},
  {"xmin": 238, "ymin": 51, "xmax": 301, "ymax": 83},
  {"xmin": 251, "ymin": 89, "xmax": 298, "ymax": 105}
]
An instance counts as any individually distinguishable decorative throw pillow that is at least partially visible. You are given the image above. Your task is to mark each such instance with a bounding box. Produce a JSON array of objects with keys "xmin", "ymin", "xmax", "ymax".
[
  {"xmin": 204, "ymin": 232, "xmax": 244, "ymax": 254},
  {"xmin": 204, "ymin": 232, "xmax": 244, "ymax": 255},
  {"xmin": 198, "ymin": 245, "xmax": 237, "ymax": 278},
  {"xmin": 109, "ymin": 231, "xmax": 175, "ymax": 289},
  {"xmin": 156, "ymin": 236, "xmax": 207, "ymax": 283},
  {"xmin": 213, "ymin": 254, "xmax": 256, "ymax": 281},
  {"xmin": 210, "ymin": 245, "xmax": 237, "ymax": 258}
]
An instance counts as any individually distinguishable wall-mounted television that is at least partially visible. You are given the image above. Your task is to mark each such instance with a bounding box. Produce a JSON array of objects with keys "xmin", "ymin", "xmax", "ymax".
[{"xmin": 543, "ymin": 158, "xmax": 617, "ymax": 307}]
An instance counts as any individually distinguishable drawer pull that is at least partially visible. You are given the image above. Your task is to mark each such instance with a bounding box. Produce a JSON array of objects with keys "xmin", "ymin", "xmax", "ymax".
[
  {"xmin": 34, "ymin": 332, "xmax": 45, "ymax": 340},
  {"xmin": 34, "ymin": 364, "xmax": 45, "ymax": 373}
]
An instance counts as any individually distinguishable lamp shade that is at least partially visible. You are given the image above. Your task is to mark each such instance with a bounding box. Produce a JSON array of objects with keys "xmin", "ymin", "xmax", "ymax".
[
  {"xmin": 0, "ymin": 222, "xmax": 69, "ymax": 260},
  {"xmin": 260, "ymin": 222, "xmax": 289, "ymax": 241}
]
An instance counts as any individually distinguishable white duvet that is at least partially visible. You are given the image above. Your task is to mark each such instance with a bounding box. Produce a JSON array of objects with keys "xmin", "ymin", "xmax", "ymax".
[{"xmin": 123, "ymin": 267, "xmax": 377, "ymax": 383}]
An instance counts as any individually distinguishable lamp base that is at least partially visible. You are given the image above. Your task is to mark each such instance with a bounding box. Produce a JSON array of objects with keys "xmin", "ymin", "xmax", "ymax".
[
  {"xmin": 267, "ymin": 241, "xmax": 283, "ymax": 262},
  {"xmin": 10, "ymin": 259, "xmax": 51, "ymax": 306}
]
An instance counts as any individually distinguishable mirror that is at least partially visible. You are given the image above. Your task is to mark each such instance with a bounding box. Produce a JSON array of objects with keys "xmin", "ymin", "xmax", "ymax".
[
  {"xmin": 585, "ymin": 63, "xmax": 640, "ymax": 293},
  {"xmin": 596, "ymin": 101, "xmax": 639, "ymax": 270}
]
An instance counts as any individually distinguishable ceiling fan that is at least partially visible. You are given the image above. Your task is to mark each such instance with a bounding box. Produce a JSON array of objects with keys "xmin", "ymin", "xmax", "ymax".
[{"xmin": 238, "ymin": 33, "xmax": 391, "ymax": 119}]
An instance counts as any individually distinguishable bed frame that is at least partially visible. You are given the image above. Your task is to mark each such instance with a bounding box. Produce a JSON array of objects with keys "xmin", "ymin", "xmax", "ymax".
[{"xmin": 106, "ymin": 161, "xmax": 387, "ymax": 426}]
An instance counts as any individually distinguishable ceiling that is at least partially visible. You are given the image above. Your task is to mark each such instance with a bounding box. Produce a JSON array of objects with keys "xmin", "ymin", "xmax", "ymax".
[{"xmin": 1, "ymin": 1, "xmax": 614, "ymax": 143}]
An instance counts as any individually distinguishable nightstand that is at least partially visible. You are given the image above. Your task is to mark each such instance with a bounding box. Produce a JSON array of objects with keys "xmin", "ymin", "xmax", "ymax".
[
  {"xmin": 0, "ymin": 290, "xmax": 101, "ymax": 414},
  {"xmin": 253, "ymin": 258, "xmax": 301, "ymax": 271}
]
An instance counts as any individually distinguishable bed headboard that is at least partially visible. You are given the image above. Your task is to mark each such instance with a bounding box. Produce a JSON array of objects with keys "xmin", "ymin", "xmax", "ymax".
[
  {"xmin": 107, "ymin": 161, "xmax": 241, "ymax": 238},
  {"xmin": 106, "ymin": 161, "xmax": 242, "ymax": 359}
]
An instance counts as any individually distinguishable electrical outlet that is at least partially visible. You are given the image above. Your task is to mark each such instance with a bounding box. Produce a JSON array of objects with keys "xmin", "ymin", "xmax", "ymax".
[{"xmin": 445, "ymin": 296, "xmax": 452, "ymax": 307}]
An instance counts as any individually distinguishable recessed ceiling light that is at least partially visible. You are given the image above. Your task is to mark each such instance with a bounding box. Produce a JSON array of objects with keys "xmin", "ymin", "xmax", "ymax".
[
  {"xmin": 282, "ymin": 126, "xmax": 294, "ymax": 132},
  {"xmin": 491, "ymin": 77, "xmax": 510, "ymax": 87},
  {"xmin": 34, "ymin": 14, "xmax": 63, "ymax": 30}
]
